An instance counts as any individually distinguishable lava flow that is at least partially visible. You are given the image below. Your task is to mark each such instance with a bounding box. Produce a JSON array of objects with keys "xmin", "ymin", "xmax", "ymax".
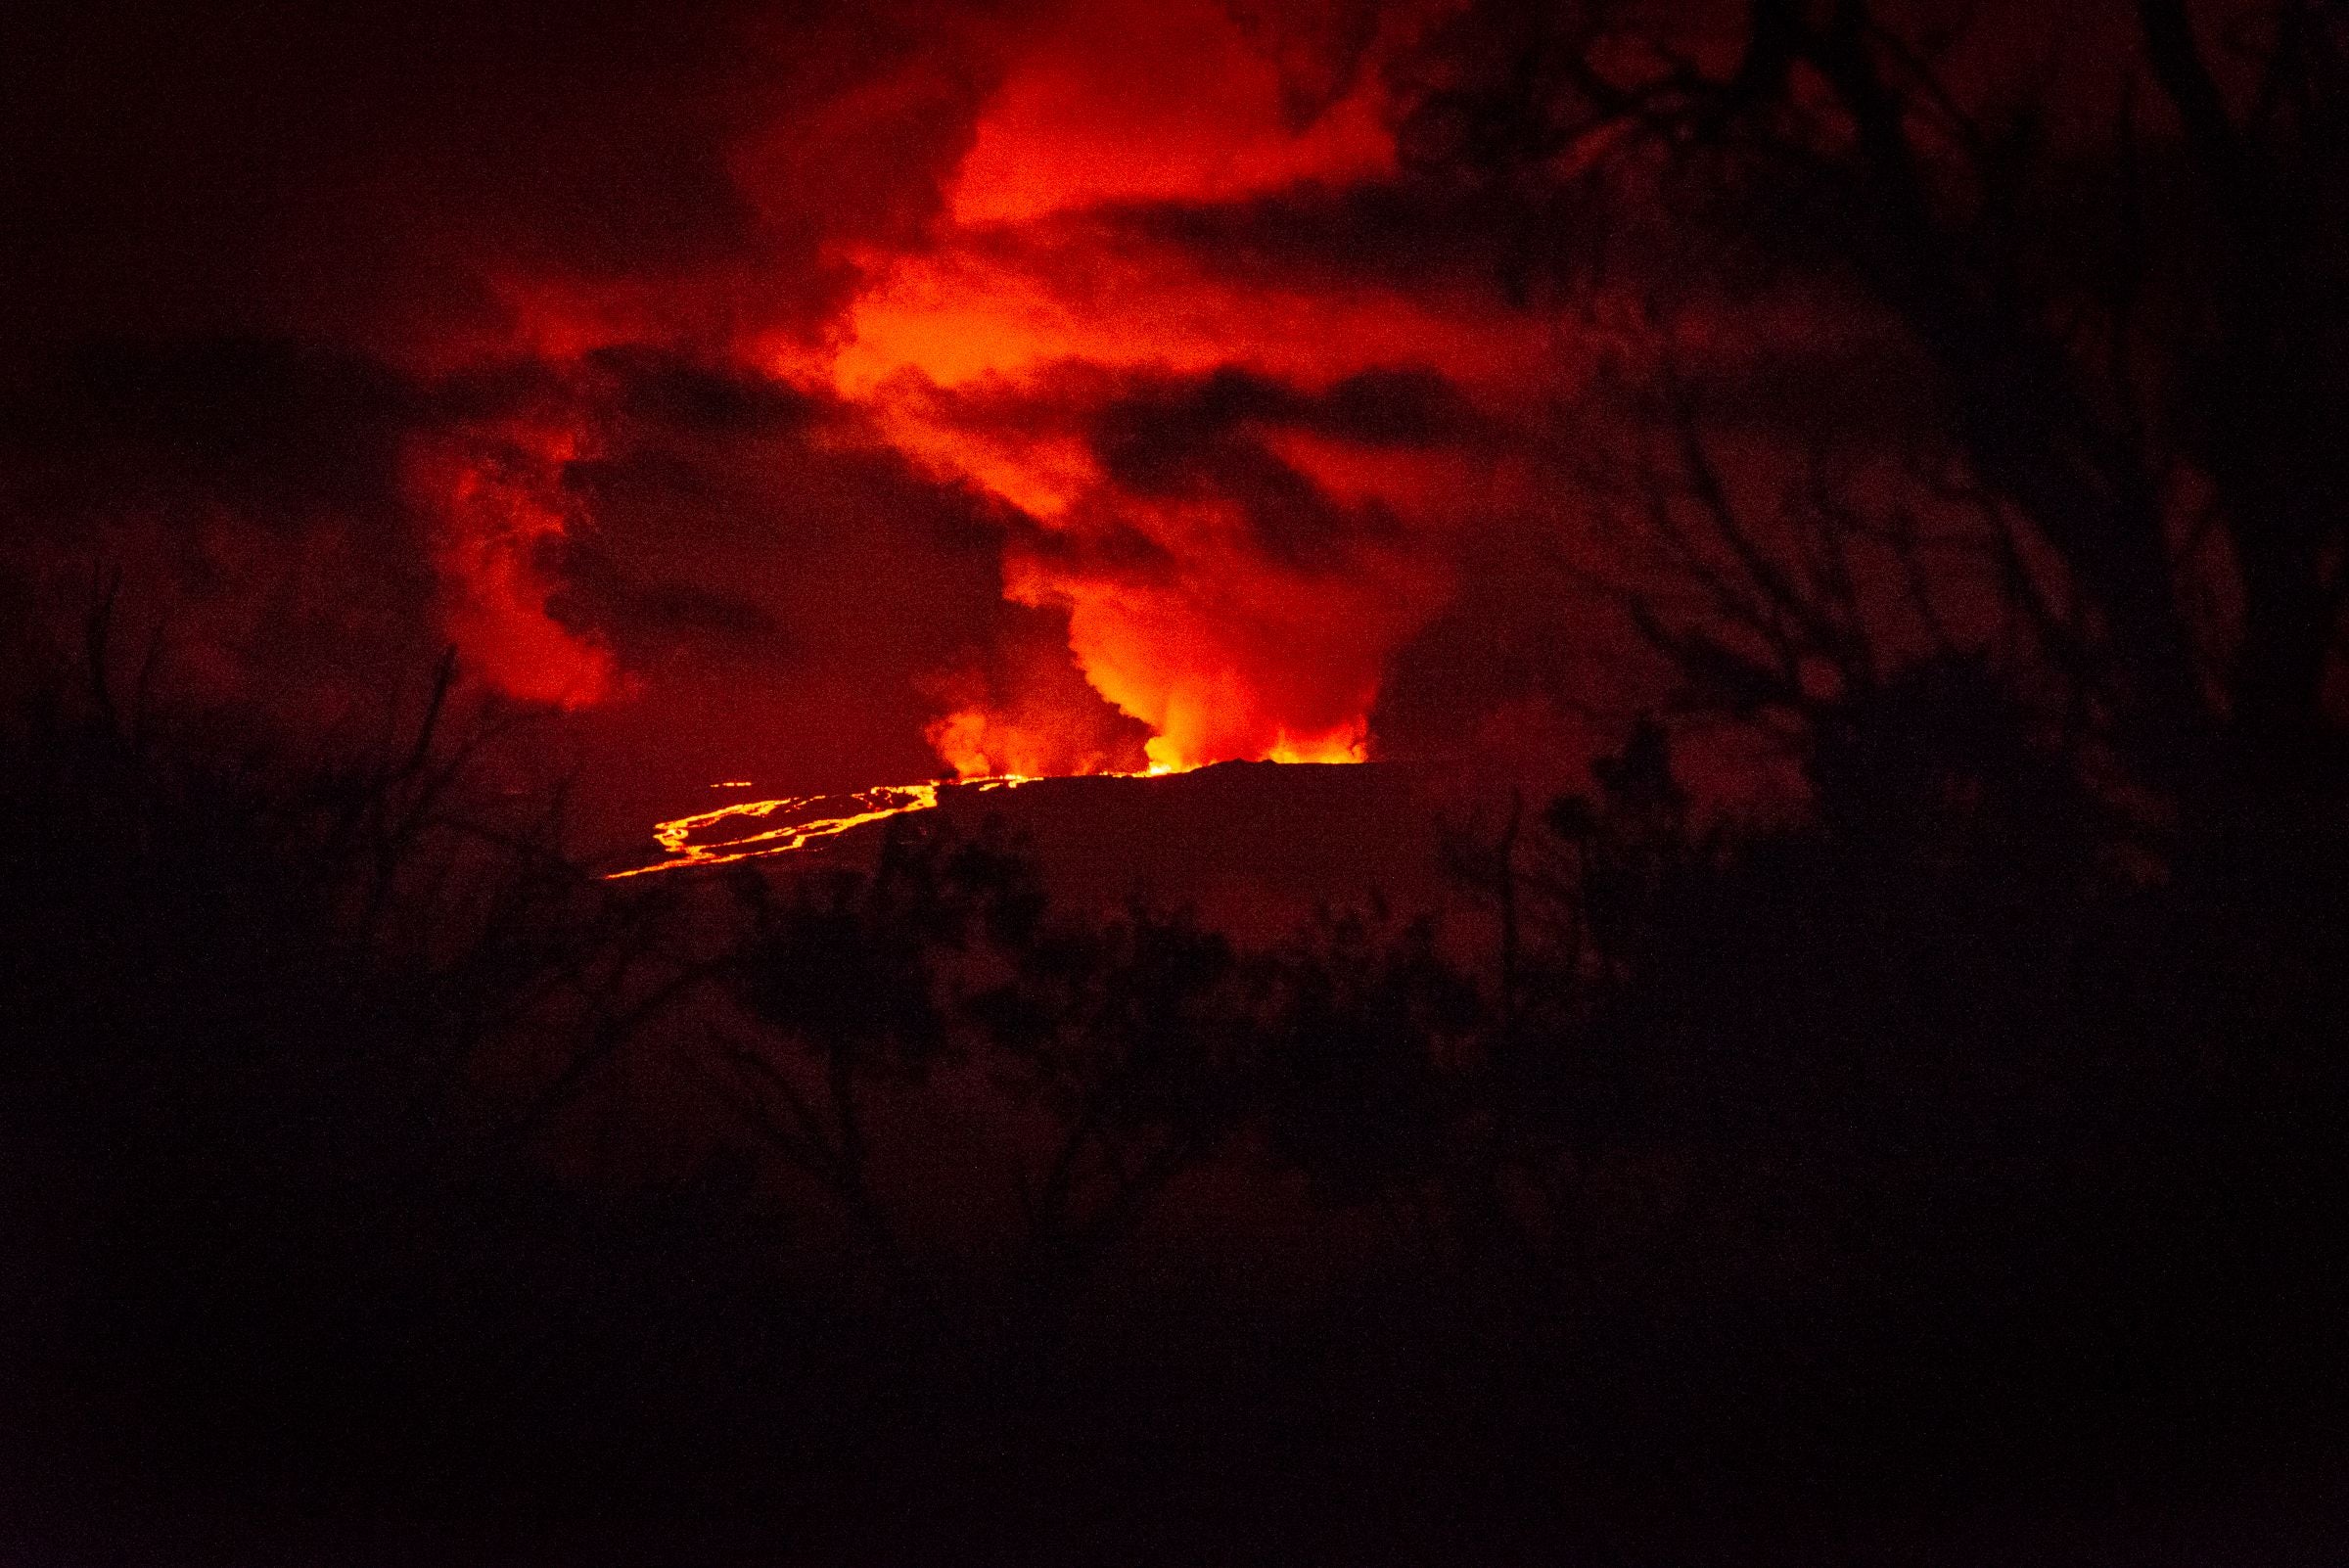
[
  {"xmin": 608, "ymin": 769, "xmax": 1172, "ymax": 880},
  {"xmin": 608, "ymin": 779, "xmax": 989, "ymax": 880},
  {"xmin": 607, "ymin": 718, "xmax": 1394, "ymax": 878}
]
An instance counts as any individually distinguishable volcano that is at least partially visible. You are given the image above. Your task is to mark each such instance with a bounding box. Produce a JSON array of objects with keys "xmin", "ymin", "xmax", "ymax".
[{"xmin": 611, "ymin": 761, "xmax": 1463, "ymax": 939}]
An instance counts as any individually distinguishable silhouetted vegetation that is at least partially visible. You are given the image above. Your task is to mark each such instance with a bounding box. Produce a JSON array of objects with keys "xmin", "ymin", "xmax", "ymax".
[
  {"xmin": 1405, "ymin": 0, "xmax": 2348, "ymax": 796},
  {"xmin": 9, "ymin": 595, "xmax": 2349, "ymax": 1566}
]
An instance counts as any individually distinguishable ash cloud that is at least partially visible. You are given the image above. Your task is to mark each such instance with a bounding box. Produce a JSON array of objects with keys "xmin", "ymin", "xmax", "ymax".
[
  {"xmin": 0, "ymin": 0, "xmax": 1872, "ymax": 825},
  {"xmin": 901, "ymin": 359, "xmax": 1472, "ymax": 766},
  {"xmin": 0, "ymin": 0, "xmax": 1119, "ymax": 819}
]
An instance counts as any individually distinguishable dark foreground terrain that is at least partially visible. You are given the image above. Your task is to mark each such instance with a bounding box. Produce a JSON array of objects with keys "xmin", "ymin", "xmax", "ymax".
[{"xmin": 6, "ymin": 650, "xmax": 2349, "ymax": 1567}]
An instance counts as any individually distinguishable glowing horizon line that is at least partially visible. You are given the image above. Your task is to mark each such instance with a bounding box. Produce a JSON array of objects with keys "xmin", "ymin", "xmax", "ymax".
[
  {"xmin": 608, "ymin": 747, "xmax": 1359, "ymax": 882},
  {"xmin": 608, "ymin": 768, "xmax": 1128, "ymax": 880}
]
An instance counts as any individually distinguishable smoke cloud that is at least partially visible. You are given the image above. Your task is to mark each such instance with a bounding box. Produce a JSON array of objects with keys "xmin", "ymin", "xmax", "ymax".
[{"xmin": 4, "ymin": 0, "xmax": 1838, "ymax": 834}]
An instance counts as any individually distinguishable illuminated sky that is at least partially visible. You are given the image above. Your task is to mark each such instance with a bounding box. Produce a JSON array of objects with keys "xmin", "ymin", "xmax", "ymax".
[{"xmin": 0, "ymin": 0, "xmax": 2037, "ymax": 835}]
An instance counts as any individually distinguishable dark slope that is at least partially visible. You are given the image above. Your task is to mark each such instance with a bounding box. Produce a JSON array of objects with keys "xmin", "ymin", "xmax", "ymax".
[{"xmin": 623, "ymin": 760, "xmax": 1478, "ymax": 940}]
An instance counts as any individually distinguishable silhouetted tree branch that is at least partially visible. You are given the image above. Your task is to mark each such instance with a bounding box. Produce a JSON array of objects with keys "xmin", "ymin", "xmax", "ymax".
[{"xmin": 1407, "ymin": 0, "xmax": 2349, "ymax": 800}]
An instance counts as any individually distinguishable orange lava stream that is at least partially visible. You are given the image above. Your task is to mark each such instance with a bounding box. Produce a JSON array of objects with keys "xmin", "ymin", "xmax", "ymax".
[
  {"xmin": 610, "ymin": 722, "xmax": 1391, "ymax": 881},
  {"xmin": 608, "ymin": 770, "xmax": 1151, "ymax": 880}
]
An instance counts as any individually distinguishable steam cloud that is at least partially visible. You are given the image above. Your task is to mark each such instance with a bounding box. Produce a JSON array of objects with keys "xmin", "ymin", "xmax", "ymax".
[{"xmin": 0, "ymin": 0, "xmax": 1696, "ymax": 830}]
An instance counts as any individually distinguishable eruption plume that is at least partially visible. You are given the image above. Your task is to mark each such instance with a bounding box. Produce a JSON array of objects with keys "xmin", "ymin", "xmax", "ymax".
[{"xmin": 408, "ymin": 428, "xmax": 625, "ymax": 712}]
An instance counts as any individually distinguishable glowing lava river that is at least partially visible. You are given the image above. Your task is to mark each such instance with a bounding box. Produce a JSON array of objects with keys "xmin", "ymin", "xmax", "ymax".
[
  {"xmin": 608, "ymin": 725, "xmax": 1374, "ymax": 879},
  {"xmin": 606, "ymin": 770, "xmax": 1159, "ymax": 880}
]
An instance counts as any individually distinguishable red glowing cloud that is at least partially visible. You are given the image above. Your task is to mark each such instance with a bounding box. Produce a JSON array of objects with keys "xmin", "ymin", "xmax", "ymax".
[
  {"xmin": 1, "ymin": 0, "xmax": 1583, "ymax": 820},
  {"xmin": 813, "ymin": 0, "xmax": 1537, "ymax": 776},
  {"xmin": 407, "ymin": 426, "xmax": 627, "ymax": 713},
  {"xmin": 944, "ymin": 0, "xmax": 1393, "ymax": 228}
]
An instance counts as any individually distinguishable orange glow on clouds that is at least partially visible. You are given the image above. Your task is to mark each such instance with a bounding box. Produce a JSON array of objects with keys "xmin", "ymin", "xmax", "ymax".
[
  {"xmin": 1006, "ymin": 488, "xmax": 1443, "ymax": 770},
  {"xmin": 427, "ymin": 0, "xmax": 1523, "ymax": 794},
  {"xmin": 409, "ymin": 429, "xmax": 625, "ymax": 712},
  {"xmin": 813, "ymin": 0, "xmax": 1515, "ymax": 780},
  {"xmin": 944, "ymin": 0, "xmax": 1393, "ymax": 227}
]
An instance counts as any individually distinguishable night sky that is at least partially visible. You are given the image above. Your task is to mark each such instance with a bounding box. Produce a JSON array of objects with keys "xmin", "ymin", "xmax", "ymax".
[{"xmin": 1, "ymin": 0, "xmax": 2004, "ymax": 845}]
